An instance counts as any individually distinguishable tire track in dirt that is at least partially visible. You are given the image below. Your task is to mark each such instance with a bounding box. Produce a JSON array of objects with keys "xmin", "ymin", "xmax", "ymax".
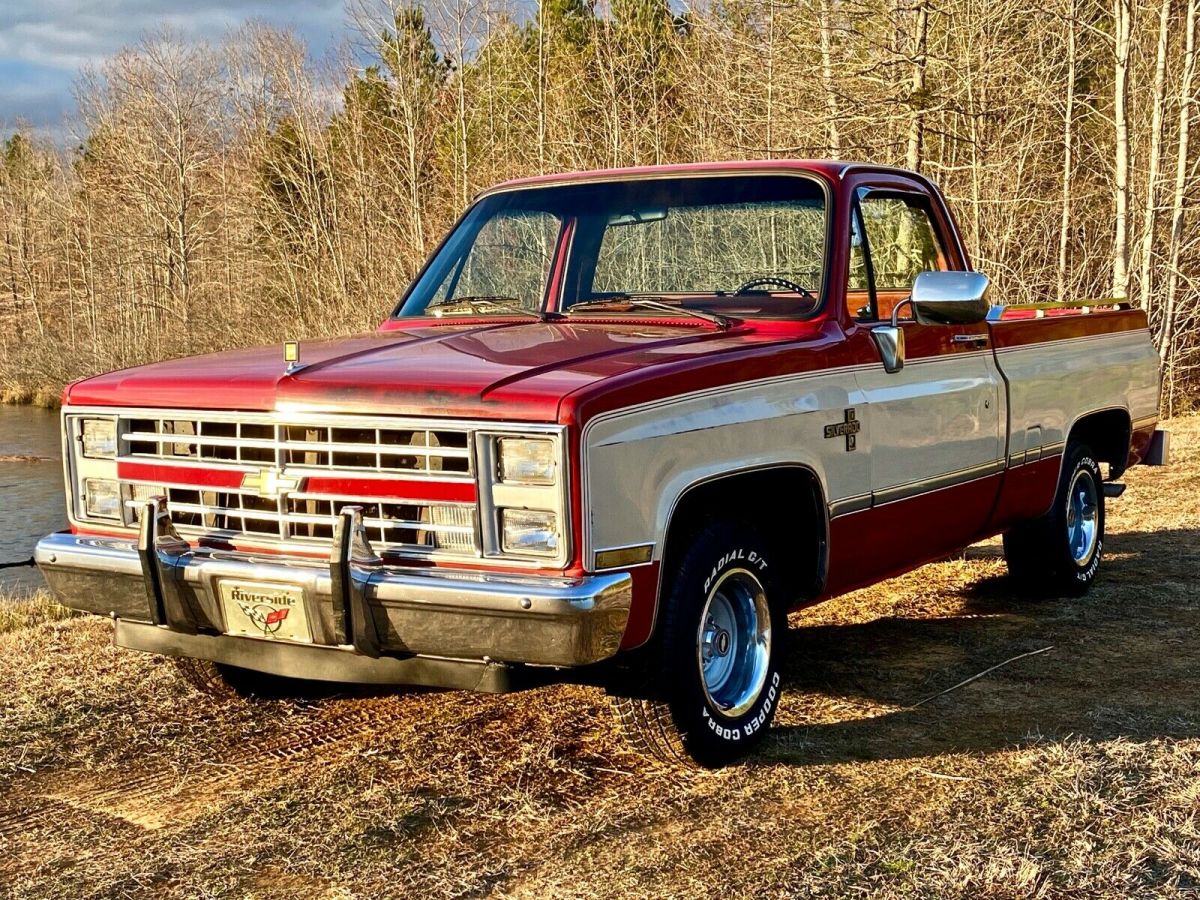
[
  {"xmin": 0, "ymin": 789, "xmax": 156, "ymax": 892},
  {"xmin": 0, "ymin": 695, "xmax": 413, "ymax": 839}
]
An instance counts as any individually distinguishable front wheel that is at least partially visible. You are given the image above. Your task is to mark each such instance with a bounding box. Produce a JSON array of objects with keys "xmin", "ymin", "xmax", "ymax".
[
  {"xmin": 610, "ymin": 522, "xmax": 786, "ymax": 768},
  {"xmin": 1003, "ymin": 442, "xmax": 1105, "ymax": 596},
  {"xmin": 170, "ymin": 657, "xmax": 303, "ymax": 700}
]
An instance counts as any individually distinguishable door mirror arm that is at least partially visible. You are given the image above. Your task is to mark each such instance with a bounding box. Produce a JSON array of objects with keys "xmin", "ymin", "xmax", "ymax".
[{"xmin": 872, "ymin": 315, "xmax": 907, "ymax": 374}]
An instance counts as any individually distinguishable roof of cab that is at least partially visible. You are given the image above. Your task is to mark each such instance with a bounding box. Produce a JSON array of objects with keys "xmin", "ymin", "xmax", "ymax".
[{"xmin": 483, "ymin": 159, "xmax": 924, "ymax": 195}]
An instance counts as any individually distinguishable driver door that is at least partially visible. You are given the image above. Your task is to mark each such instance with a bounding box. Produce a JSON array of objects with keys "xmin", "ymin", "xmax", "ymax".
[{"xmin": 850, "ymin": 186, "xmax": 1006, "ymax": 573}]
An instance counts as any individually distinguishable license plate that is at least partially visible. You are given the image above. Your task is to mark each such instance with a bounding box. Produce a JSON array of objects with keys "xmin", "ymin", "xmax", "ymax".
[{"xmin": 219, "ymin": 581, "xmax": 312, "ymax": 644}]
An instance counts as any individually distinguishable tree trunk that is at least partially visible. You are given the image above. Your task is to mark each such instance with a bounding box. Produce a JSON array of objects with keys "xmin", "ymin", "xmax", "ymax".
[
  {"xmin": 765, "ymin": 0, "xmax": 777, "ymax": 158},
  {"xmin": 537, "ymin": 3, "xmax": 547, "ymax": 174},
  {"xmin": 1111, "ymin": 0, "xmax": 1133, "ymax": 300},
  {"xmin": 1138, "ymin": 0, "xmax": 1172, "ymax": 314},
  {"xmin": 905, "ymin": 0, "xmax": 930, "ymax": 171},
  {"xmin": 819, "ymin": 0, "xmax": 841, "ymax": 155},
  {"xmin": 1058, "ymin": 0, "xmax": 1078, "ymax": 304},
  {"xmin": 1160, "ymin": 0, "xmax": 1197, "ymax": 377}
]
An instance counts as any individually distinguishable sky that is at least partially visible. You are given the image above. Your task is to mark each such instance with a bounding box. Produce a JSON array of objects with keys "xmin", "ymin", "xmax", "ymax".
[{"xmin": 0, "ymin": 1, "xmax": 346, "ymax": 140}]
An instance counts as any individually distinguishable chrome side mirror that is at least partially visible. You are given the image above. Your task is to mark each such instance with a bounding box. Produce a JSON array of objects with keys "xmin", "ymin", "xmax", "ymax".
[
  {"xmin": 910, "ymin": 271, "xmax": 991, "ymax": 325},
  {"xmin": 869, "ymin": 272, "xmax": 990, "ymax": 374}
]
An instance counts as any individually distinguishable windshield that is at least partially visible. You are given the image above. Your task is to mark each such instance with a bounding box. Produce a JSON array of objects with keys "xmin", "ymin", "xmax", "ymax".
[{"xmin": 396, "ymin": 174, "xmax": 828, "ymax": 321}]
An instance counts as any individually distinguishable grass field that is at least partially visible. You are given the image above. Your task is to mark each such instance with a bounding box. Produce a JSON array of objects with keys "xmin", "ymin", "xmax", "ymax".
[{"xmin": 1, "ymin": 418, "xmax": 1197, "ymax": 899}]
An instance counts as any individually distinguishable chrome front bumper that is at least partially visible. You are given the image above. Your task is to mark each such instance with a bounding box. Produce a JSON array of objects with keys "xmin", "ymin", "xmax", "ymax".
[{"xmin": 35, "ymin": 500, "xmax": 631, "ymax": 687}]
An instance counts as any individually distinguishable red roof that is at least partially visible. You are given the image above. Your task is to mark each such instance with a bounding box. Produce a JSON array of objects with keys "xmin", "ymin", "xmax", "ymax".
[{"xmin": 484, "ymin": 159, "xmax": 919, "ymax": 195}]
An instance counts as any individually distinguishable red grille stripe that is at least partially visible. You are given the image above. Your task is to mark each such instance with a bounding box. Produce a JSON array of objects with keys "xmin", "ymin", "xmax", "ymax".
[
  {"xmin": 304, "ymin": 476, "xmax": 476, "ymax": 504},
  {"xmin": 117, "ymin": 461, "xmax": 477, "ymax": 504},
  {"xmin": 117, "ymin": 461, "xmax": 246, "ymax": 489}
]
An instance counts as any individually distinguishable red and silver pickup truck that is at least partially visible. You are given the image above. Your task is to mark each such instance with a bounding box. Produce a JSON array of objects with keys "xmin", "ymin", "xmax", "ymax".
[{"xmin": 37, "ymin": 161, "xmax": 1167, "ymax": 766}]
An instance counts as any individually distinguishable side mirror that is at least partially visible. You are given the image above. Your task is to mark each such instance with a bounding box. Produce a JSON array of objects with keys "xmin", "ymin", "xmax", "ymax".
[
  {"xmin": 870, "ymin": 271, "xmax": 991, "ymax": 374},
  {"xmin": 910, "ymin": 271, "xmax": 991, "ymax": 325}
]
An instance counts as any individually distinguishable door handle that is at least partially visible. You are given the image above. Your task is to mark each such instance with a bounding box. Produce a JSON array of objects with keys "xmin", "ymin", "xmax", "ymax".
[{"xmin": 952, "ymin": 334, "xmax": 990, "ymax": 345}]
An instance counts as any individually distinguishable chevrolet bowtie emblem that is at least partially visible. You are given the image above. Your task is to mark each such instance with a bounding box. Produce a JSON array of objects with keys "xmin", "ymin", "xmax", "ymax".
[{"xmin": 241, "ymin": 467, "xmax": 301, "ymax": 499}]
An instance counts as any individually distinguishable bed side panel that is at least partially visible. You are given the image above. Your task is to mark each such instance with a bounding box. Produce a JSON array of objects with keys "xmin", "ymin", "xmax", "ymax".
[{"xmin": 990, "ymin": 311, "xmax": 1160, "ymax": 464}]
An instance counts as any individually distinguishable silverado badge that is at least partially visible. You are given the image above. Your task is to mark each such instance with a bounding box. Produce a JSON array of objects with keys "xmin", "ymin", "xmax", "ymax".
[{"xmin": 824, "ymin": 408, "xmax": 861, "ymax": 451}]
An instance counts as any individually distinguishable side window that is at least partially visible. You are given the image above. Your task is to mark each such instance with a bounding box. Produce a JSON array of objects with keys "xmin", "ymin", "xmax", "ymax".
[{"xmin": 850, "ymin": 192, "xmax": 948, "ymax": 321}]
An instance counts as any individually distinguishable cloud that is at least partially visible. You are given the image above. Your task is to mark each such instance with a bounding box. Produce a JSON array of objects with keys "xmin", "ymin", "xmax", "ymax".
[
  {"xmin": 0, "ymin": 59, "xmax": 73, "ymax": 139},
  {"xmin": 0, "ymin": 0, "xmax": 345, "ymax": 129}
]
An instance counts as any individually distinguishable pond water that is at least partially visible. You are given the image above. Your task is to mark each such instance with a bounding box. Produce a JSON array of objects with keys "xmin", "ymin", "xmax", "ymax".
[{"xmin": 0, "ymin": 405, "xmax": 67, "ymax": 596}]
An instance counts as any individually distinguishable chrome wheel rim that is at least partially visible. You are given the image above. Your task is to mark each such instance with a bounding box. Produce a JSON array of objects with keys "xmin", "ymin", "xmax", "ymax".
[
  {"xmin": 697, "ymin": 568, "xmax": 772, "ymax": 718},
  {"xmin": 1066, "ymin": 468, "xmax": 1099, "ymax": 565}
]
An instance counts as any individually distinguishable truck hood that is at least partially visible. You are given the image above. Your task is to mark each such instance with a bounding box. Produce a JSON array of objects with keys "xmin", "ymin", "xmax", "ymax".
[{"xmin": 65, "ymin": 321, "xmax": 772, "ymax": 422}]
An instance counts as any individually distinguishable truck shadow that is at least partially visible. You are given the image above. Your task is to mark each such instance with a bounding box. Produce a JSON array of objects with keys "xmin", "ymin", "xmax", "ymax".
[{"xmin": 763, "ymin": 527, "xmax": 1200, "ymax": 766}]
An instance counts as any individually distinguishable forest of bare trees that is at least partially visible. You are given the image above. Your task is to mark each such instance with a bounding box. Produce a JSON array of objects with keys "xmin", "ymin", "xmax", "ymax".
[{"xmin": 0, "ymin": 0, "xmax": 1197, "ymax": 411}]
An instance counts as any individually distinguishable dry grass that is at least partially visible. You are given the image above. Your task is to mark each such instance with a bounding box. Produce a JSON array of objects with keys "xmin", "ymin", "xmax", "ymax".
[
  {"xmin": 0, "ymin": 591, "xmax": 78, "ymax": 635},
  {"xmin": 0, "ymin": 387, "xmax": 60, "ymax": 408},
  {"xmin": 1, "ymin": 418, "xmax": 1198, "ymax": 898}
]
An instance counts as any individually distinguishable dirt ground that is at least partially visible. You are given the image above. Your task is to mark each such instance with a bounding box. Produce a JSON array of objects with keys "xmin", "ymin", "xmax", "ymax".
[{"xmin": 1, "ymin": 418, "xmax": 1198, "ymax": 899}]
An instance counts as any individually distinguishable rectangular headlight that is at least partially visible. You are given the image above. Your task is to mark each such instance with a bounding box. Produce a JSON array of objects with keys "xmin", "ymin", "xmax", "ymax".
[
  {"xmin": 500, "ymin": 508, "xmax": 558, "ymax": 555},
  {"xmin": 496, "ymin": 438, "xmax": 556, "ymax": 485},
  {"xmin": 84, "ymin": 478, "xmax": 121, "ymax": 520},
  {"xmin": 81, "ymin": 418, "xmax": 117, "ymax": 458}
]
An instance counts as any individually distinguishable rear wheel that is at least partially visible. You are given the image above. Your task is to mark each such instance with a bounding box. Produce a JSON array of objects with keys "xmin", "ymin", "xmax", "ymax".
[
  {"xmin": 1003, "ymin": 442, "xmax": 1105, "ymax": 596},
  {"xmin": 610, "ymin": 521, "xmax": 786, "ymax": 768}
]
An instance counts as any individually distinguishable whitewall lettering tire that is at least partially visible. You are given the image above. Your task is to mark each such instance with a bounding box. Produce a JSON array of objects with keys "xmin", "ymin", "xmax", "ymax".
[{"xmin": 610, "ymin": 521, "xmax": 786, "ymax": 767}]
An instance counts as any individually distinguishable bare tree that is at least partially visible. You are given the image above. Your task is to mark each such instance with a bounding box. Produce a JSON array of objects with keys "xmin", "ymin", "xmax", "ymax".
[
  {"xmin": 1058, "ymin": 0, "xmax": 1079, "ymax": 304},
  {"xmin": 905, "ymin": 0, "xmax": 930, "ymax": 171},
  {"xmin": 0, "ymin": 0, "xmax": 1197, "ymax": 409},
  {"xmin": 1138, "ymin": 0, "xmax": 1172, "ymax": 312},
  {"xmin": 1111, "ymin": 0, "xmax": 1133, "ymax": 299},
  {"xmin": 1160, "ymin": 0, "xmax": 1197, "ymax": 371}
]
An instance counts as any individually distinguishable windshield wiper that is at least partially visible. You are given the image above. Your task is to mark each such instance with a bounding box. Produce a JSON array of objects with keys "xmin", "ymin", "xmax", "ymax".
[
  {"xmin": 565, "ymin": 296, "xmax": 733, "ymax": 330},
  {"xmin": 427, "ymin": 296, "xmax": 544, "ymax": 320}
]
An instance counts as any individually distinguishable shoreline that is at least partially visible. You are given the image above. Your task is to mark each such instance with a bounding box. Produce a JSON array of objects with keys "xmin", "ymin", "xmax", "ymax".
[{"xmin": 0, "ymin": 387, "xmax": 61, "ymax": 409}]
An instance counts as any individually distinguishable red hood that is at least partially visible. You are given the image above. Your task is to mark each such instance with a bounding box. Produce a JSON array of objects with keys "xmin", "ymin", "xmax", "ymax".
[{"xmin": 65, "ymin": 321, "xmax": 787, "ymax": 422}]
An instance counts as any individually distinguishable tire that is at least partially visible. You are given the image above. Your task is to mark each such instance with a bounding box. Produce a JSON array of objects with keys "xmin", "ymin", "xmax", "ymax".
[
  {"xmin": 1003, "ymin": 442, "xmax": 1105, "ymax": 596},
  {"xmin": 170, "ymin": 657, "xmax": 298, "ymax": 700},
  {"xmin": 610, "ymin": 521, "xmax": 786, "ymax": 768}
]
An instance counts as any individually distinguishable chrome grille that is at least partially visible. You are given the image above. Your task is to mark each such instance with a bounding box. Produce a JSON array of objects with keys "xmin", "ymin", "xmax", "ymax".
[
  {"xmin": 117, "ymin": 412, "xmax": 478, "ymax": 556},
  {"xmin": 124, "ymin": 416, "xmax": 471, "ymax": 474}
]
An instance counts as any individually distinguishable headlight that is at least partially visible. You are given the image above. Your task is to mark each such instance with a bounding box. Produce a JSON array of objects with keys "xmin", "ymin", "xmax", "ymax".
[
  {"xmin": 500, "ymin": 509, "xmax": 558, "ymax": 555},
  {"xmin": 81, "ymin": 418, "xmax": 117, "ymax": 458},
  {"xmin": 84, "ymin": 478, "xmax": 121, "ymax": 519},
  {"xmin": 496, "ymin": 438, "xmax": 556, "ymax": 485}
]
